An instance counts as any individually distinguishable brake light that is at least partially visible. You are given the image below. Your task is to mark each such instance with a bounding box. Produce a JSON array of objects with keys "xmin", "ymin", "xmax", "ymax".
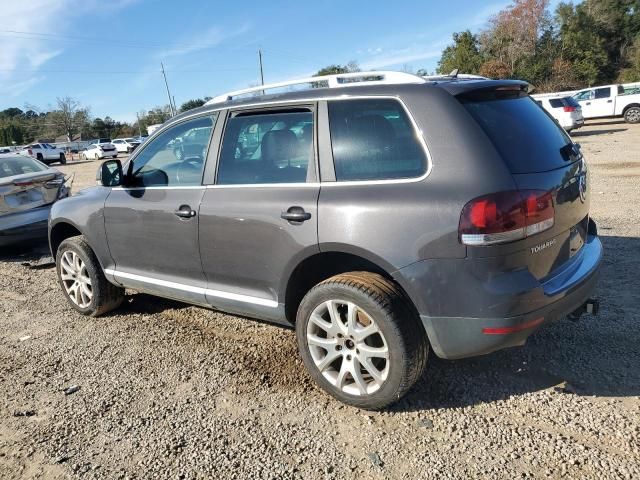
[
  {"xmin": 563, "ymin": 106, "xmax": 577, "ymax": 112},
  {"xmin": 459, "ymin": 190, "xmax": 555, "ymax": 246}
]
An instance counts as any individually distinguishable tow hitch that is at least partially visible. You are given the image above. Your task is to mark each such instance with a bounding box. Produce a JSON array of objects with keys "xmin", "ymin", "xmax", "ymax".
[{"xmin": 568, "ymin": 298, "xmax": 600, "ymax": 322}]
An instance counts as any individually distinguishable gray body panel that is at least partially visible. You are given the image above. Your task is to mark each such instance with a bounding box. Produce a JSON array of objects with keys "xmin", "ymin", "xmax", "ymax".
[
  {"xmin": 198, "ymin": 185, "xmax": 319, "ymax": 324},
  {"xmin": 48, "ymin": 78, "xmax": 602, "ymax": 359}
]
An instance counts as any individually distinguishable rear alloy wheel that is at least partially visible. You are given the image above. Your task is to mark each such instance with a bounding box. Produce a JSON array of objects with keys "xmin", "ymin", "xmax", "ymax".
[
  {"xmin": 296, "ymin": 272, "xmax": 428, "ymax": 410},
  {"xmin": 56, "ymin": 236, "xmax": 124, "ymax": 316},
  {"xmin": 624, "ymin": 106, "xmax": 640, "ymax": 124}
]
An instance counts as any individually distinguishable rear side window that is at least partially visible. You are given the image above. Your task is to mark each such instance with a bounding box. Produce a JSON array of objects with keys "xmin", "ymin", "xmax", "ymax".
[
  {"xmin": 460, "ymin": 92, "xmax": 572, "ymax": 174},
  {"xmin": 327, "ymin": 99, "xmax": 427, "ymax": 181},
  {"xmin": 217, "ymin": 110, "xmax": 313, "ymax": 185},
  {"xmin": 594, "ymin": 87, "xmax": 611, "ymax": 99},
  {"xmin": 549, "ymin": 98, "xmax": 564, "ymax": 108}
]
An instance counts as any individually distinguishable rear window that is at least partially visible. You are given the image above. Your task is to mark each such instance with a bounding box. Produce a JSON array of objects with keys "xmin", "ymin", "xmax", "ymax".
[
  {"xmin": 0, "ymin": 157, "xmax": 47, "ymax": 178},
  {"xmin": 327, "ymin": 99, "xmax": 427, "ymax": 181},
  {"xmin": 460, "ymin": 92, "xmax": 573, "ymax": 174}
]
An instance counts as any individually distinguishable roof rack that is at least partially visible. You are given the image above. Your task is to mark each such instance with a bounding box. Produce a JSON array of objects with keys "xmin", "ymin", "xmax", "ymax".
[{"xmin": 206, "ymin": 70, "xmax": 426, "ymax": 105}]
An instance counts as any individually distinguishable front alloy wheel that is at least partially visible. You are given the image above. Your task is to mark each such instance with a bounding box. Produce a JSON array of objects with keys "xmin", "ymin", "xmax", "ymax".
[
  {"xmin": 59, "ymin": 250, "xmax": 93, "ymax": 308},
  {"xmin": 56, "ymin": 236, "xmax": 124, "ymax": 316}
]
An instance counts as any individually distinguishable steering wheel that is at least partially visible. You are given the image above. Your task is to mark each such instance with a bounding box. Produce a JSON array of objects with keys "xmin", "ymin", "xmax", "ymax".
[{"xmin": 176, "ymin": 157, "xmax": 203, "ymax": 184}]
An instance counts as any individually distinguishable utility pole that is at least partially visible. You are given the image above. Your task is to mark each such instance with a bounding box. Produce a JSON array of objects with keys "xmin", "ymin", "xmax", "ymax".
[
  {"xmin": 161, "ymin": 62, "xmax": 176, "ymax": 116},
  {"xmin": 258, "ymin": 49, "xmax": 265, "ymax": 94},
  {"xmin": 136, "ymin": 113, "xmax": 142, "ymax": 137}
]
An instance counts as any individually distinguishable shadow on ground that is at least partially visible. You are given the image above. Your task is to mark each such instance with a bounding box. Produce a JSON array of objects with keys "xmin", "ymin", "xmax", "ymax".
[{"xmin": 572, "ymin": 128, "xmax": 628, "ymax": 137}]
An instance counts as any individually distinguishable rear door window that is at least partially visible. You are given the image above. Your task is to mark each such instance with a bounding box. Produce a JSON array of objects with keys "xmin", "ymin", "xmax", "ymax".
[
  {"xmin": 327, "ymin": 99, "xmax": 427, "ymax": 181},
  {"xmin": 460, "ymin": 92, "xmax": 574, "ymax": 174},
  {"xmin": 594, "ymin": 87, "xmax": 611, "ymax": 99},
  {"xmin": 217, "ymin": 109, "xmax": 313, "ymax": 185}
]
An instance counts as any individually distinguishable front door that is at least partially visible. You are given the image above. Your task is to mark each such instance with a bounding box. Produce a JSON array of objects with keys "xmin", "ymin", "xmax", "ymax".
[
  {"xmin": 576, "ymin": 87, "xmax": 614, "ymax": 118},
  {"xmin": 198, "ymin": 106, "xmax": 319, "ymax": 322},
  {"xmin": 104, "ymin": 114, "xmax": 217, "ymax": 305}
]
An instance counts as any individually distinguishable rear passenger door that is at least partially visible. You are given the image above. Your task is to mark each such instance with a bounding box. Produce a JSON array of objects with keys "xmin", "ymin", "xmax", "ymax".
[{"xmin": 198, "ymin": 105, "xmax": 319, "ymax": 321}]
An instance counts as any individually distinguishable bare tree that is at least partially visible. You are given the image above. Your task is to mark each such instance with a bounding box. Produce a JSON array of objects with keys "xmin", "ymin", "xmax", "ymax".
[{"xmin": 52, "ymin": 96, "xmax": 89, "ymax": 141}]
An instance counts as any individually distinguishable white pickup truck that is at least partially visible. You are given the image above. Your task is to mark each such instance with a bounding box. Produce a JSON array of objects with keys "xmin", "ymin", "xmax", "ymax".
[
  {"xmin": 573, "ymin": 84, "xmax": 640, "ymax": 123},
  {"xmin": 18, "ymin": 143, "xmax": 67, "ymax": 165}
]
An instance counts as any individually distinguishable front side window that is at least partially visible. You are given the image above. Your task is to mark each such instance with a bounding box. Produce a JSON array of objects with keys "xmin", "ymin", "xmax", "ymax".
[
  {"xmin": 217, "ymin": 109, "xmax": 313, "ymax": 185},
  {"xmin": 574, "ymin": 90, "xmax": 592, "ymax": 101},
  {"xmin": 128, "ymin": 114, "xmax": 216, "ymax": 187},
  {"xmin": 327, "ymin": 99, "xmax": 427, "ymax": 181}
]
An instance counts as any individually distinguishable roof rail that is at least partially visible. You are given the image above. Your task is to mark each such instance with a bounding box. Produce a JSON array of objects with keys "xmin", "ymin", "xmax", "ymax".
[
  {"xmin": 206, "ymin": 70, "xmax": 426, "ymax": 105},
  {"xmin": 422, "ymin": 73, "xmax": 489, "ymax": 81}
]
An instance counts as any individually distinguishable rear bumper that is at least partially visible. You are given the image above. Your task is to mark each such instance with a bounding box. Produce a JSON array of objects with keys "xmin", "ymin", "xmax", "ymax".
[
  {"xmin": 396, "ymin": 234, "xmax": 603, "ymax": 359},
  {"xmin": 0, "ymin": 205, "xmax": 51, "ymax": 246}
]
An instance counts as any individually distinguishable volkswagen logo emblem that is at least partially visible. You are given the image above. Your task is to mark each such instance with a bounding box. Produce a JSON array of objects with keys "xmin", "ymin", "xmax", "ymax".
[{"xmin": 578, "ymin": 173, "xmax": 587, "ymax": 202}]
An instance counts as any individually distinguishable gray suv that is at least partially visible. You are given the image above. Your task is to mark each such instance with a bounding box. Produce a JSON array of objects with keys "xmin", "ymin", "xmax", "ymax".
[{"xmin": 49, "ymin": 72, "xmax": 602, "ymax": 409}]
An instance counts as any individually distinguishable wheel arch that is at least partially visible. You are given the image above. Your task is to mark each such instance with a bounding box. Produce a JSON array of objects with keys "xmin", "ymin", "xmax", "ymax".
[
  {"xmin": 282, "ymin": 246, "xmax": 420, "ymax": 327},
  {"xmin": 622, "ymin": 103, "xmax": 640, "ymax": 115},
  {"xmin": 49, "ymin": 220, "xmax": 83, "ymax": 258}
]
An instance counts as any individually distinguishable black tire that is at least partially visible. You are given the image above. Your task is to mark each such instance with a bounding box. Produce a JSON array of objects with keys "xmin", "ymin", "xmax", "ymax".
[
  {"xmin": 36, "ymin": 153, "xmax": 44, "ymax": 162},
  {"xmin": 296, "ymin": 271, "xmax": 428, "ymax": 410},
  {"xmin": 56, "ymin": 236, "xmax": 124, "ymax": 317},
  {"xmin": 59, "ymin": 153, "xmax": 66, "ymax": 164},
  {"xmin": 624, "ymin": 106, "xmax": 640, "ymax": 124}
]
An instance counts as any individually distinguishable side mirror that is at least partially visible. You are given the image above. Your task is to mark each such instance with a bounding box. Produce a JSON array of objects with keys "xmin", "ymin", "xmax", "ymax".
[{"xmin": 97, "ymin": 159, "xmax": 123, "ymax": 187}]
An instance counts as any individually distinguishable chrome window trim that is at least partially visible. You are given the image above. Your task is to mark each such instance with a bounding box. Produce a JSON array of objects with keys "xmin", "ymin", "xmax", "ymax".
[
  {"xmin": 143, "ymin": 95, "xmax": 432, "ymax": 188},
  {"xmin": 104, "ymin": 268, "xmax": 278, "ymax": 308}
]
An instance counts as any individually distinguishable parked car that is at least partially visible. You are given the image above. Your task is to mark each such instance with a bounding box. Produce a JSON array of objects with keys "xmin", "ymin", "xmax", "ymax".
[
  {"xmin": 533, "ymin": 96, "xmax": 584, "ymax": 132},
  {"xmin": 49, "ymin": 71, "xmax": 602, "ymax": 409},
  {"xmin": 18, "ymin": 143, "xmax": 66, "ymax": 165},
  {"xmin": 112, "ymin": 138, "xmax": 141, "ymax": 154},
  {"xmin": 83, "ymin": 142, "xmax": 118, "ymax": 160},
  {"xmin": 1, "ymin": 155, "xmax": 71, "ymax": 246},
  {"xmin": 573, "ymin": 84, "xmax": 640, "ymax": 123}
]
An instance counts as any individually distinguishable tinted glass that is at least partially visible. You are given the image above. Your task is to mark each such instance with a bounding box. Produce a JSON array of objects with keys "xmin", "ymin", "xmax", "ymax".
[
  {"xmin": 594, "ymin": 88, "xmax": 611, "ymax": 99},
  {"xmin": 217, "ymin": 110, "xmax": 313, "ymax": 185},
  {"xmin": 129, "ymin": 115, "xmax": 216, "ymax": 187},
  {"xmin": 328, "ymin": 99, "xmax": 426, "ymax": 181},
  {"xmin": 549, "ymin": 98, "xmax": 564, "ymax": 108},
  {"xmin": 460, "ymin": 93, "xmax": 573, "ymax": 174},
  {"xmin": 564, "ymin": 97, "xmax": 580, "ymax": 107},
  {"xmin": 0, "ymin": 157, "xmax": 47, "ymax": 178}
]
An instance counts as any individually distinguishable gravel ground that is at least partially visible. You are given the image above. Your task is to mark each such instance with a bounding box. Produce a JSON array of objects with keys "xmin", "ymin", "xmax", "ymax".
[{"xmin": 1, "ymin": 119, "xmax": 639, "ymax": 479}]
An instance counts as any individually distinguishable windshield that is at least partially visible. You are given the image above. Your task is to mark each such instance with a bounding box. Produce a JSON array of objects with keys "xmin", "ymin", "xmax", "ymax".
[
  {"xmin": 0, "ymin": 156, "xmax": 48, "ymax": 178},
  {"xmin": 459, "ymin": 92, "xmax": 574, "ymax": 174}
]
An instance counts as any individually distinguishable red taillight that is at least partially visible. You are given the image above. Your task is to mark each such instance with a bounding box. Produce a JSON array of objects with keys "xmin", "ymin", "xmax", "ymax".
[
  {"xmin": 459, "ymin": 190, "xmax": 555, "ymax": 245},
  {"xmin": 27, "ymin": 149, "xmax": 33, "ymax": 155},
  {"xmin": 563, "ymin": 106, "xmax": 577, "ymax": 112}
]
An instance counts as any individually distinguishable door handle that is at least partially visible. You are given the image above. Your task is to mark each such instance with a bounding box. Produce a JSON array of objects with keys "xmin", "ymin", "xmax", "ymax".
[
  {"xmin": 586, "ymin": 102, "xmax": 591, "ymax": 105},
  {"xmin": 281, "ymin": 206, "xmax": 311, "ymax": 223},
  {"xmin": 174, "ymin": 204, "xmax": 196, "ymax": 219},
  {"xmin": 607, "ymin": 99, "xmax": 613, "ymax": 103}
]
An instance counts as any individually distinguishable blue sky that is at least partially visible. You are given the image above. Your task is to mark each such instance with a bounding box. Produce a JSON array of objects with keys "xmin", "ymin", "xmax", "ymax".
[{"xmin": 0, "ymin": 0, "xmax": 563, "ymax": 122}]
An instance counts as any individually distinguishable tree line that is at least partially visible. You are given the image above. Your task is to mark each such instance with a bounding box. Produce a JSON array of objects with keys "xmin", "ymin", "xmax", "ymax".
[{"xmin": 435, "ymin": 0, "xmax": 640, "ymax": 91}]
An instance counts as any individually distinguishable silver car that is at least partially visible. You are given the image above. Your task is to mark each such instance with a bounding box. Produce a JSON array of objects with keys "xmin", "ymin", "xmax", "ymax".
[{"xmin": 0, "ymin": 155, "xmax": 71, "ymax": 247}]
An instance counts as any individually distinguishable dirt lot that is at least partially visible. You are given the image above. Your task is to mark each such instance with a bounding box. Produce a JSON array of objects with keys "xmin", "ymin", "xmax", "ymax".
[{"xmin": 1, "ymin": 119, "xmax": 639, "ymax": 479}]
